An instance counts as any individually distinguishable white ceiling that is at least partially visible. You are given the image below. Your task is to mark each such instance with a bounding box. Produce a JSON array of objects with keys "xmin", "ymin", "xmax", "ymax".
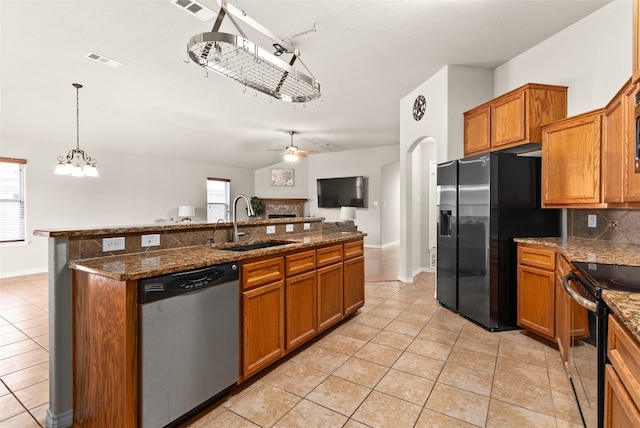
[{"xmin": 1, "ymin": 0, "xmax": 610, "ymax": 170}]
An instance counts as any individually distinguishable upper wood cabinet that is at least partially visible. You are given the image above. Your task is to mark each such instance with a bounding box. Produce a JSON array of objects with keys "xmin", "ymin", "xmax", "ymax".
[
  {"xmin": 624, "ymin": 81, "xmax": 640, "ymax": 202},
  {"xmin": 542, "ymin": 109, "xmax": 605, "ymax": 207},
  {"xmin": 464, "ymin": 83, "xmax": 567, "ymax": 156}
]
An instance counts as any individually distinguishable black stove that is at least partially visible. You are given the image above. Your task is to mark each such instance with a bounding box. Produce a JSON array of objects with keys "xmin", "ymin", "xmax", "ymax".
[{"xmin": 572, "ymin": 262, "xmax": 640, "ymax": 294}]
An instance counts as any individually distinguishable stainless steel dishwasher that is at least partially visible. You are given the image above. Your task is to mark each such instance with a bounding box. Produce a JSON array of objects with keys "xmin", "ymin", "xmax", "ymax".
[{"xmin": 139, "ymin": 262, "xmax": 239, "ymax": 428}]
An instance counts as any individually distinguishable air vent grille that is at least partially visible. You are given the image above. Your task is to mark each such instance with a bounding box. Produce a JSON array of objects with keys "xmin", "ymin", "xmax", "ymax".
[
  {"xmin": 84, "ymin": 52, "xmax": 123, "ymax": 68},
  {"xmin": 170, "ymin": 0, "xmax": 215, "ymax": 22}
]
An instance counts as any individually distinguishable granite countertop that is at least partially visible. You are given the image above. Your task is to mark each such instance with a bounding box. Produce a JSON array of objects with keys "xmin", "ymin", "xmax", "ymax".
[
  {"xmin": 515, "ymin": 237, "xmax": 640, "ymax": 343},
  {"xmin": 70, "ymin": 232, "xmax": 365, "ymax": 281}
]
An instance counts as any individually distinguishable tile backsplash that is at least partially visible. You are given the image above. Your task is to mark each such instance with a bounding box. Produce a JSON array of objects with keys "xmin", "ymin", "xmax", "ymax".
[{"xmin": 569, "ymin": 209, "xmax": 640, "ymax": 245}]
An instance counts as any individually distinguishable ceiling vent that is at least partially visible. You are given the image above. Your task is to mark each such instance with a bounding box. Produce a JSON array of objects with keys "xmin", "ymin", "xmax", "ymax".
[
  {"xmin": 84, "ymin": 52, "xmax": 123, "ymax": 68},
  {"xmin": 170, "ymin": 0, "xmax": 215, "ymax": 22}
]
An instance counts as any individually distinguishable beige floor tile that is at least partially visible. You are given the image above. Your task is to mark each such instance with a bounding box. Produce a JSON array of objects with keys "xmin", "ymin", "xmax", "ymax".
[
  {"xmin": 498, "ymin": 341, "xmax": 548, "ymax": 367},
  {"xmin": 548, "ymin": 368, "xmax": 573, "ymax": 394},
  {"xmin": 351, "ymin": 390, "xmax": 422, "ymax": 428},
  {"xmin": 370, "ymin": 329, "xmax": 414, "ymax": 350},
  {"xmin": 352, "ymin": 313, "xmax": 393, "ymax": 329},
  {"xmin": 225, "ymin": 382, "xmax": 299, "ymax": 427},
  {"xmin": 406, "ymin": 337, "xmax": 453, "ymax": 361},
  {"xmin": 0, "ymin": 306, "xmax": 47, "ymax": 324},
  {"xmin": 13, "ymin": 379, "xmax": 48, "ymax": 410},
  {"xmin": 491, "ymin": 373, "xmax": 555, "ymax": 416},
  {"xmin": 192, "ymin": 408, "xmax": 258, "ymax": 427},
  {"xmin": 365, "ymin": 306, "xmax": 403, "ymax": 321},
  {"xmin": 353, "ymin": 342, "xmax": 403, "ymax": 367},
  {"xmin": 437, "ymin": 361, "xmax": 494, "ymax": 397},
  {"xmin": 0, "ymin": 331, "xmax": 29, "ymax": 347},
  {"xmin": 486, "ymin": 399, "xmax": 556, "ymax": 428},
  {"xmin": 384, "ymin": 319, "xmax": 424, "ymax": 337},
  {"xmin": 28, "ymin": 402, "xmax": 48, "ymax": 427},
  {"xmin": 0, "ymin": 348, "xmax": 49, "ymax": 376},
  {"xmin": 425, "ymin": 383, "xmax": 490, "ymax": 427},
  {"xmin": 263, "ymin": 360, "xmax": 328, "ymax": 397},
  {"xmin": 0, "ymin": 325, "xmax": 19, "ymax": 336},
  {"xmin": 455, "ymin": 331, "xmax": 499, "ymax": 356},
  {"xmin": 11, "ymin": 317, "xmax": 48, "ymax": 331},
  {"xmin": 317, "ymin": 332, "xmax": 367, "ymax": 356},
  {"xmin": 414, "ymin": 408, "xmax": 477, "ymax": 428},
  {"xmin": 336, "ymin": 321, "xmax": 380, "ymax": 341},
  {"xmin": 332, "ymin": 357, "xmax": 388, "ymax": 388},
  {"xmin": 0, "ymin": 381, "xmax": 9, "ymax": 396},
  {"xmin": 306, "ymin": 375, "xmax": 370, "ymax": 417},
  {"xmin": 494, "ymin": 356, "xmax": 550, "ymax": 388},
  {"xmin": 552, "ymin": 388, "xmax": 584, "ymax": 426},
  {"xmin": 0, "ymin": 411, "xmax": 40, "ymax": 428},
  {"xmin": 21, "ymin": 325, "xmax": 49, "ymax": 339},
  {"xmin": 446, "ymin": 346, "xmax": 497, "ymax": 374},
  {"xmin": 394, "ymin": 310, "xmax": 432, "ymax": 326},
  {"xmin": 498, "ymin": 329, "xmax": 548, "ymax": 350},
  {"xmin": 417, "ymin": 325, "xmax": 459, "ymax": 347},
  {"xmin": 273, "ymin": 399, "xmax": 348, "ymax": 427},
  {"xmin": 374, "ymin": 368, "xmax": 434, "ymax": 406},
  {"xmin": 32, "ymin": 335, "xmax": 48, "ymax": 350},
  {"xmin": 0, "ymin": 339, "xmax": 40, "ymax": 361},
  {"xmin": 0, "ymin": 393, "xmax": 26, "ymax": 422},
  {"xmin": 294, "ymin": 345, "xmax": 350, "ymax": 374},
  {"xmin": 342, "ymin": 419, "xmax": 370, "ymax": 428},
  {"xmin": 1, "ymin": 361, "xmax": 48, "ymax": 391},
  {"xmin": 392, "ymin": 351, "xmax": 445, "ymax": 381}
]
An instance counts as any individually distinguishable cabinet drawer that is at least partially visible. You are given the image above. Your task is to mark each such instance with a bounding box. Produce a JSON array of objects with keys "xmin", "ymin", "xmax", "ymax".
[
  {"xmin": 608, "ymin": 314, "xmax": 640, "ymax": 408},
  {"xmin": 518, "ymin": 245, "xmax": 556, "ymax": 271},
  {"xmin": 604, "ymin": 364, "xmax": 640, "ymax": 427},
  {"xmin": 317, "ymin": 244, "xmax": 343, "ymax": 268},
  {"xmin": 343, "ymin": 240, "xmax": 364, "ymax": 260},
  {"xmin": 285, "ymin": 250, "xmax": 316, "ymax": 277},
  {"xmin": 241, "ymin": 257, "xmax": 284, "ymax": 290}
]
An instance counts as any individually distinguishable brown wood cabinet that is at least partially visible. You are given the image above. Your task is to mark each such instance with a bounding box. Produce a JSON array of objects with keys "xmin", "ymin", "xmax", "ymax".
[
  {"xmin": 241, "ymin": 256, "xmax": 285, "ymax": 379},
  {"xmin": 605, "ymin": 314, "xmax": 640, "ymax": 427},
  {"xmin": 624, "ymin": 81, "xmax": 640, "ymax": 202},
  {"xmin": 317, "ymin": 261, "xmax": 344, "ymax": 332},
  {"xmin": 541, "ymin": 109, "xmax": 606, "ymax": 207},
  {"xmin": 517, "ymin": 244, "xmax": 556, "ymax": 341},
  {"xmin": 343, "ymin": 240, "xmax": 365, "ymax": 316},
  {"xmin": 285, "ymin": 250, "xmax": 317, "ymax": 350},
  {"xmin": 463, "ymin": 83, "xmax": 567, "ymax": 156}
]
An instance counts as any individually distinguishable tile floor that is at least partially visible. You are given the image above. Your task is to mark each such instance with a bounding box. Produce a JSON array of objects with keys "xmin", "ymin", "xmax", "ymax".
[{"xmin": 0, "ymin": 246, "xmax": 584, "ymax": 428}]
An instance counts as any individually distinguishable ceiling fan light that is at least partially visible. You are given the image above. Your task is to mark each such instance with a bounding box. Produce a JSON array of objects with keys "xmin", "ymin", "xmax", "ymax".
[{"xmin": 284, "ymin": 153, "xmax": 298, "ymax": 162}]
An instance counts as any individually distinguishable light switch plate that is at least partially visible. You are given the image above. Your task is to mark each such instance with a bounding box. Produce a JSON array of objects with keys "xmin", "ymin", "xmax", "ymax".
[
  {"xmin": 286, "ymin": 224, "xmax": 294, "ymax": 232},
  {"xmin": 266, "ymin": 225, "xmax": 276, "ymax": 234},
  {"xmin": 141, "ymin": 234, "xmax": 160, "ymax": 247},
  {"xmin": 303, "ymin": 223, "xmax": 310, "ymax": 230},
  {"xmin": 103, "ymin": 237, "xmax": 125, "ymax": 252},
  {"xmin": 587, "ymin": 215, "xmax": 597, "ymax": 228}
]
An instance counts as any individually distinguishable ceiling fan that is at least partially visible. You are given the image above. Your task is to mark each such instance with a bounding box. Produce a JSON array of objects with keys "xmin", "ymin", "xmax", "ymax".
[{"xmin": 273, "ymin": 131, "xmax": 319, "ymax": 161}]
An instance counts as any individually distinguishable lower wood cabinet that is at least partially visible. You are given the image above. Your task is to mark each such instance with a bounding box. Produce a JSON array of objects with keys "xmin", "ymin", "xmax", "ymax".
[
  {"xmin": 344, "ymin": 256, "xmax": 365, "ymax": 316},
  {"xmin": 517, "ymin": 245, "xmax": 556, "ymax": 341},
  {"xmin": 242, "ymin": 279, "xmax": 285, "ymax": 379},
  {"xmin": 285, "ymin": 270, "xmax": 317, "ymax": 350},
  {"xmin": 317, "ymin": 262, "xmax": 344, "ymax": 332}
]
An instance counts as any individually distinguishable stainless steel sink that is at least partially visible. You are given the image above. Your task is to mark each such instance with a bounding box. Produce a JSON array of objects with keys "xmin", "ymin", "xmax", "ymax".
[{"xmin": 218, "ymin": 240, "xmax": 294, "ymax": 252}]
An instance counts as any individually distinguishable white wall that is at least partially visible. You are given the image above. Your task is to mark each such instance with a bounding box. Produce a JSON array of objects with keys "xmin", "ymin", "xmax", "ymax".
[
  {"xmin": 0, "ymin": 139, "xmax": 254, "ymax": 277},
  {"xmin": 254, "ymin": 158, "xmax": 309, "ymax": 204},
  {"xmin": 306, "ymin": 145, "xmax": 400, "ymax": 247},
  {"xmin": 494, "ymin": 0, "xmax": 632, "ymax": 115},
  {"xmin": 380, "ymin": 161, "xmax": 400, "ymax": 246}
]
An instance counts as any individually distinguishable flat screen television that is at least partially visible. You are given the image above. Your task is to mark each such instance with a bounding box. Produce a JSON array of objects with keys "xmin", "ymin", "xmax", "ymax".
[{"xmin": 317, "ymin": 176, "xmax": 366, "ymax": 208}]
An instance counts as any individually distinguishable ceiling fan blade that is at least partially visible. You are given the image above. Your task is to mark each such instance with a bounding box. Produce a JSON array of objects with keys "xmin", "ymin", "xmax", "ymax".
[{"xmin": 296, "ymin": 149, "xmax": 319, "ymax": 155}]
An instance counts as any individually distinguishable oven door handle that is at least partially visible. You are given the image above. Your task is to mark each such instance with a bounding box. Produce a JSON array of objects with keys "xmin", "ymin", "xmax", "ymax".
[{"xmin": 563, "ymin": 273, "xmax": 597, "ymax": 312}]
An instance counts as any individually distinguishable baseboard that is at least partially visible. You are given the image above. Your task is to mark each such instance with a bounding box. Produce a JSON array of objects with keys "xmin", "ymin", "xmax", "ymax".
[
  {"xmin": 363, "ymin": 241, "xmax": 399, "ymax": 250},
  {"xmin": 46, "ymin": 408, "xmax": 73, "ymax": 428},
  {"xmin": 0, "ymin": 268, "xmax": 47, "ymax": 279}
]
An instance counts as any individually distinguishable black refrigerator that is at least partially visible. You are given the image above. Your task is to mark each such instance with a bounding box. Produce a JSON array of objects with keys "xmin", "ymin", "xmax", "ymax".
[{"xmin": 436, "ymin": 152, "xmax": 561, "ymax": 331}]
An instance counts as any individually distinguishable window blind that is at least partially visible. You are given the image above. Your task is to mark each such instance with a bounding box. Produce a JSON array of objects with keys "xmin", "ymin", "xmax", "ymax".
[
  {"xmin": 207, "ymin": 178, "xmax": 230, "ymax": 222},
  {"xmin": 0, "ymin": 158, "xmax": 27, "ymax": 242}
]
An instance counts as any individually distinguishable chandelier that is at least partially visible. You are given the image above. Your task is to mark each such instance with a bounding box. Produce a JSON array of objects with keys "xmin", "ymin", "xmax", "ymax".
[
  {"xmin": 54, "ymin": 83, "xmax": 98, "ymax": 177},
  {"xmin": 187, "ymin": 0, "xmax": 321, "ymax": 103}
]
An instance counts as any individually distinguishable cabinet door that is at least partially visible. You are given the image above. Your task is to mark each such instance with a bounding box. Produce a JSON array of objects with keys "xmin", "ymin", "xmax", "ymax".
[
  {"xmin": 604, "ymin": 364, "xmax": 640, "ymax": 428},
  {"xmin": 604, "ymin": 91, "xmax": 625, "ymax": 203},
  {"xmin": 625, "ymin": 82, "xmax": 640, "ymax": 202},
  {"xmin": 464, "ymin": 106, "xmax": 490, "ymax": 156},
  {"xmin": 317, "ymin": 263, "xmax": 344, "ymax": 332},
  {"xmin": 286, "ymin": 271, "xmax": 317, "ymax": 350},
  {"xmin": 542, "ymin": 111, "xmax": 604, "ymax": 207},
  {"xmin": 491, "ymin": 90, "xmax": 526, "ymax": 148},
  {"xmin": 343, "ymin": 256, "xmax": 364, "ymax": 316},
  {"xmin": 517, "ymin": 265, "xmax": 555, "ymax": 341},
  {"xmin": 242, "ymin": 280, "xmax": 284, "ymax": 378}
]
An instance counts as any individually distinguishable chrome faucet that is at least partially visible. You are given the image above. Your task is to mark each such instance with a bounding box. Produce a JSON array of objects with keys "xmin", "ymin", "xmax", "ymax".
[{"xmin": 232, "ymin": 195, "xmax": 255, "ymax": 242}]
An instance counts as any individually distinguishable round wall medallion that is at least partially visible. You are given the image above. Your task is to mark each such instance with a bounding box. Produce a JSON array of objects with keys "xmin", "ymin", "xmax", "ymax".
[{"xmin": 413, "ymin": 95, "xmax": 426, "ymax": 121}]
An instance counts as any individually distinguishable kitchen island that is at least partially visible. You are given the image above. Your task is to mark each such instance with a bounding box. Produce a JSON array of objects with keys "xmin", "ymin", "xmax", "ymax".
[{"xmin": 54, "ymin": 222, "xmax": 365, "ymax": 428}]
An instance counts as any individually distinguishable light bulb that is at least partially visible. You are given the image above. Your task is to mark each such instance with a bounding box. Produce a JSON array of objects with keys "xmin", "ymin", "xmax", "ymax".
[
  {"xmin": 54, "ymin": 162, "xmax": 67, "ymax": 175},
  {"xmin": 72, "ymin": 164, "xmax": 84, "ymax": 177},
  {"xmin": 284, "ymin": 153, "xmax": 298, "ymax": 162}
]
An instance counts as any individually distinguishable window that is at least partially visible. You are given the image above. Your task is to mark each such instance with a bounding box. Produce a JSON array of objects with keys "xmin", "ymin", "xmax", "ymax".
[
  {"xmin": 0, "ymin": 158, "xmax": 27, "ymax": 242},
  {"xmin": 207, "ymin": 177, "xmax": 230, "ymax": 222}
]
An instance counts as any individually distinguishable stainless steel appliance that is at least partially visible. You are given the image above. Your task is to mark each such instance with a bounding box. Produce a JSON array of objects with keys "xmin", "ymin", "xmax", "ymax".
[
  {"xmin": 139, "ymin": 263, "xmax": 239, "ymax": 428},
  {"xmin": 564, "ymin": 262, "xmax": 640, "ymax": 428},
  {"xmin": 437, "ymin": 152, "xmax": 561, "ymax": 330}
]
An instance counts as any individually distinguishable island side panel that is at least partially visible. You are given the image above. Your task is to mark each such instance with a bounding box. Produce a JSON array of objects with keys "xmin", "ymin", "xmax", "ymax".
[{"xmin": 73, "ymin": 270, "xmax": 138, "ymax": 427}]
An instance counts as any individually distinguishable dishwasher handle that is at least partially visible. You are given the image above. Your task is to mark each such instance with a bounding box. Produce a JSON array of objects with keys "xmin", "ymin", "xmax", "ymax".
[{"xmin": 562, "ymin": 273, "xmax": 597, "ymax": 312}]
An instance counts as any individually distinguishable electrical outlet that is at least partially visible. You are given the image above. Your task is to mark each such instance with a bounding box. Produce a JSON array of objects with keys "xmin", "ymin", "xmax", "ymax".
[
  {"xmin": 286, "ymin": 224, "xmax": 294, "ymax": 232},
  {"xmin": 141, "ymin": 234, "xmax": 160, "ymax": 247},
  {"xmin": 266, "ymin": 225, "xmax": 276, "ymax": 234},
  {"xmin": 608, "ymin": 220, "xmax": 618, "ymax": 229},
  {"xmin": 102, "ymin": 237, "xmax": 125, "ymax": 252},
  {"xmin": 587, "ymin": 215, "xmax": 597, "ymax": 228},
  {"xmin": 303, "ymin": 223, "xmax": 310, "ymax": 230}
]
